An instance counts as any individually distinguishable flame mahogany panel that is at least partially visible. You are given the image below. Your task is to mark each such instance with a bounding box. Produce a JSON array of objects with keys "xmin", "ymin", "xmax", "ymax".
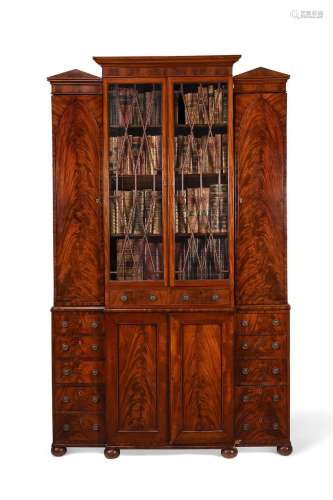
[
  {"xmin": 235, "ymin": 92, "xmax": 287, "ymax": 305},
  {"xmin": 52, "ymin": 95, "xmax": 104, "ymax": 305}
]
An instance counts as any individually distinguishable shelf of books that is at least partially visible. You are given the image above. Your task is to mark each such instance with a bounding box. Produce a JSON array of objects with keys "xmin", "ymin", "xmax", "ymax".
[
  {"xmin": 108, "ymin": 83, "xmax": 163, "ymax": 281},
  {"xmin": 173, "ymin": 82, "xmax": 229, "ymax": 281}
]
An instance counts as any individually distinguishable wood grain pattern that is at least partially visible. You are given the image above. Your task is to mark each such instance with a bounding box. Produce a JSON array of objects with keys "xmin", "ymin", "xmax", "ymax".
[
  {"xmin": 170, "ymin": 313, "xmax": 233, "ymax": 444},
  {"xmin": 52, "ymin": 310, "xmax": 104, "ymax": 335},
  {"xmin": 235, "ymin": 93, "xmax": 287, "ymax": 305},
  {"xmin": 106, "ymin": 313, "xmax": 168, "ymax": 445},
  {"xmin": 235, "ymin": 334, "xmax": 287, "ymax": 358},
  {"xmin": 54, "ymin": 335, "xmax": 104, "ymax": 359},
  {"xmin": 54, "ymin": 413, "xmax": 105, "ymax": 444},
  {"xmin": 53, "ymin": 95, "xmax": 103, "ymax": 305},
  {"xmin": 54, "ymin": 386, "xmax": 105, "ymax": 412},
  {"xmin": 237, "ymin": 312, "xmax": 289, "ymax": 334},
  {"xmin": 235, "ymin": 359, "xmax": 286, "ymax": 386}
]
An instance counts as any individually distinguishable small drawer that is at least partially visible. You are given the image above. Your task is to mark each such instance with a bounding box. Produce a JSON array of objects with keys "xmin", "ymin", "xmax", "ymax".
[
  {"xmin": 54, "ymin": 335, "xmax": 104, "ymax": 359},
  {"xmin": 54, "ymin": 360, "xmax": 105, "ymax": 384},
  {"xmin": 54, "ymin": 413, "xmax": 105, "ymax": 444},
  {"xmin": 109, "ymin": 289, "xmax": 168, "ymax": 307},
  {"xmin": 236, "ymin": 359, "xmax": 286, "ymax": 386},
  {"xmin": 236, "ymin": 335, "xmax": 287, "ymax": 358},
  {"xmin": 237, "ymin": 312, "xmax": 289, "ymax": 335},
  {"xmin": 170, "ymin": 288, "xmax": 231, "ymax": 306},
  {"xmin": 54, "ymin": 386, "xmax": 105, "ymax": 412},
  {"xmin": 235, "ymin": 412, "xmax": 288, "ymax": 443},
  {"xmin": 235, "ymin": 386, "xmax": 286, "ymax": 413},
  {"xmin": 53, "ymin": 311, "xmax": 104, "ymax": 335}
]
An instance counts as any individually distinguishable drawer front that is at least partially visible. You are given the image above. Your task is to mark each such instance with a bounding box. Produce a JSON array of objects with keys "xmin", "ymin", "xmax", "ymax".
[
  {"xmin": 109, "ymin": 289, "xmax": 168, "ymax": 307},
  {"xmin": 54, "ymin": 360, "xmax": 105, "ymax": 384},
  {"xmin": 236, "ymin": 335, "xmax": 287, "ymax": 358},
  {"xmin": 54, "ymin": 413, "xmax": 105, "ymax": 444},
  {"xmin": 235, "ymin": 412, "xmax": 288, "ymax": 443},
  {"xmin": 235, "ymin": 387, "xmax": 286, "ymax": 414},
  {"xmin": 236, "ymin": 359, "xmax": 286, "ymax": 386},
  {"xmin": 237, "ymin": 312, "xmax": 289, "ymax": 334},
  {"xmin": 54, "ymin": 386, "xmax": 105, "ymax": 412},
  {"xmin": 170, "ymin": 288, "xmax": 231, "ymax": 307},
  {"xmin": 53, "ymin": 311, "xmax": 104, "ymax": 335},
  {"xmin": 54, "ymin": 335, "xmax": 104, "ymax": 359}
]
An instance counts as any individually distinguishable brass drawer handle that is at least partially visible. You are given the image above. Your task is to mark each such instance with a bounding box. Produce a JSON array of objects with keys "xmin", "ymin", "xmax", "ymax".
[
  {"xmin": 149, "ymin": 294, "xmax": 157, "ymax": 302},
  {"xmin": 62, "ymin": 395, "xmax": 70, "ymax": 403},
  {"xmin": 272, "ymin": 319, "xmax": 280, "ymax": 326},
  {"xmin": 272, "ymin": 394, "xmax": 280, "ymax": 402},
  {"xmin": 241, "ymin": 367, "xmax": 249, "ymax": 375},
  {"xmin": 91, "ymin": 369, "xmax": 99, "ymax": 377},
  {"xmin": 63, "ymin": 424, "xmax": 70, "ymax": 432},
  {"xmin": 92, "ymin": 423, "xmax": 100, "ymax": 431},
  {"xmin": 272, "ymin": 367, "xmax": 280, "ymax": 375},
  {"xmin": 211, "ymin": 294, "xmax": 220, "ymax": 301},
  {"xmin": 120, "ymin": 294, "xmax": 128, "ymax": 302},
  {"xmin": 62, "ymin": 321, "xmax": 69, "ymax": 328},
  {"xmin": 91, "ymin": 321, "xmax": 99, "ymax": 329},
  {"xmin": 272, "ymin": 341, "xmax": 280, "ymax": 350},
  {"xmin": 91, "ymin": 344, "xmax": 99, "ymax": 352},
  {"xmin": 242, "ymin": 394, "xmax": 250, "ymax": 403},
  {"xmin": 61, "ymin": 343, "xmax": 70, "ymax": 352},
  {"xmin": 63, "ymin": 368, "xmax": 71, "ymax": 376},
  {"xmin": 241, "ymin": 320, "xmax": 249, "ymax": 327},
  {"xmin": 241, "ymin": 343, "xmax": 249, "ymax": 351},
  {"xmin": 272, "ymin": 422, "xmax": 279, "ymax": 431},
  {"xmin": 182, "ymin": 294, "xmax": 190, "ymax": 302},
  {"xmin": 91, "ymin": 395, "xmax": 99, "ymax": 404}
]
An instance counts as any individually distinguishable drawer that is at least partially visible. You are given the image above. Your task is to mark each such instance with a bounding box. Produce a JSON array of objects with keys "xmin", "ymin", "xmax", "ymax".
[
  {"xmin": 236, "ymin": 335, "xmax": 287, "ymax": 358},
  {"xmin": 54, "ymin": 413, "xmax": 105, "ymax": 444},
  {"xmin": 54, "ymin": 360, "xmax": 105, "ymax": 384},
  {"xmin": 237, "ymin": 312, "xmax": 289, "ymax": 334},
  {"xmin": 54, "ymin": 386, "xmax": 105, "ymax": 412},
  {"xmin": 235, "ymin": 412, "xmax": 288, "ymax": 443},
  {"xmin": 170, "ymin": 288, "xmax": 231, "ymax": 307},
  {"xmin": 235, "ymin": 359, "xmax": 287, "ymax": 386},
  {"xmin": 109, "ymin": 289, "xmax": 168, "ymax": 307},
  {"xmin": 235, "ymin": 386, "xmax": 286, "ymax": 414},
  {"xmin": 53, "ymin": 311, "xmax": 104, "ymax": 335},
  {"xmin": 54, "ymin": 335, "xmax": 104, "ymax": 359}
]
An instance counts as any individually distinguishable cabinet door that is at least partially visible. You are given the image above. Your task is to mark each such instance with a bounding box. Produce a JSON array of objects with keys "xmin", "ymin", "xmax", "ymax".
[
  {"xmin": 105, "ymin": 313, "xmax": 168, "ymax": 445},
  {"xmin": 170, "ymin": 313, "xmax": 233, "ymax": 444},
  {"xmin": 52, "ymin": 95, "xmax": 103, "ymax": 305}
]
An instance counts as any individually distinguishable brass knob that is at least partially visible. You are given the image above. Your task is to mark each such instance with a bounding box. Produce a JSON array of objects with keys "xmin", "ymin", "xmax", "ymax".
[
  {"xmin": 272, "ymin": 319, "xmax": 280, "ymax": 326},
  {"xmin": 242, "ymin": 395, "xmax": 250, "ymax": 403},
  {"xmin": 62, "ymin": 320, "xmax": 69, "ymax": 328},
  {"xmin": 63, "ymin": 368, "xmax": 71, "ymax": 376},
  {"xmin": 120, "ymin": 294, "xmax": 128, "ymax": 302},
  {"xmin": 211, "ymin": 294, "xmax": 220, "ymax": 301},
  {"xmin": 242, "ymin": 423, "xmax": 250, "ymax": 431},
  {"xmin": 63, "ymin": 424, "xmax": 70, "ymax": 432},
  {"xmin": 91, "ymin": 395, "xmax": 99, "ymax": 404},
  {"xmin": 91, "ymin": 369, "xmax": 99, "ymax": 377},
  {"xmin": 61, "ymin": 343, "xmax": 70, "ymax": 352},
  {"xmin": 92, "ymin": 423, "xmax": 100, "ymax": 431},
  {"xmin": 241, "ymin": 343, "xmax": 249, "ymax": 351},
  {"xmin": 272, "ymin": 367, "xmax": 280, "ymax": 375},
  {"xmin": 241, "ymin": 367, "xmax": 249, "ymax": 375},
  {"xmin": 272, "ymin": 341, "xmax": 280, "ymax": 350},
  {"xmin": 182, "ymin": 294, "xmax": 190, "ymax": 301},
  {"xmin": 273, "ymin": 422, "xmax": 279, "ymax": 431},
  {"xmin": 272, "ymin": 394, "xmax": 280, "ymax": 402},
  {"xmin": 241, "ymin": 320, "xmax": 249, "ymax": 327},
  {"xmin": 149, "ymin": 294, "xmax": 157, "ymax": 302},
  {"xmin": 91, "ymin": 321, "xmax": 98, "ymax": 329},
  {"xmin": 91, "ymin": 344, "xmax": 99, "ymax": 352},
  {"xmin": 62, "ymin": 395, "xmax": 70, "ymax": 403}
]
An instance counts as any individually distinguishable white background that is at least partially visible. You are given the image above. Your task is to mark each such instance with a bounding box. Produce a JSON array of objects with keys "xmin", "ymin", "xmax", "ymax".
[{"xmin": 1, "ymin": 0, "xmax": 332, "ymax": 498}]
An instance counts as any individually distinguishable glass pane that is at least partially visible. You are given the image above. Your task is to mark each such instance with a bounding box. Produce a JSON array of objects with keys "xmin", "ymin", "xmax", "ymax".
[
  {"xmin": 108, "ymin": 83, "xmax": 163, "ymax": 281},
  {"xmin": 174, "ymin": 82, "xmax": 229, "ymax": 281}
]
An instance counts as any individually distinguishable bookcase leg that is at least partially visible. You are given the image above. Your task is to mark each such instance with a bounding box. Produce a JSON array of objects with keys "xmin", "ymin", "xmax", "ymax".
[
  {"xmin": 277, "ymin": 443, "xmax": 293, "ymax": 456},
  {"xmin": 104, "ymin": 447, "xmax": 120, "ymax": 459},
  {"xmin": 221, "ymin": 447, "xmax": 238, "ymax": 459},
  {"xmin": 51, "ymin": 444, "xmax": 67, "ymax": 457}
]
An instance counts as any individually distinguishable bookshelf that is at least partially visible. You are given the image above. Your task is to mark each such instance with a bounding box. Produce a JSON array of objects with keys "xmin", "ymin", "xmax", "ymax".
[{"xmin": 48, "ymin": 56, "xmax": 291, "ymax": 459}]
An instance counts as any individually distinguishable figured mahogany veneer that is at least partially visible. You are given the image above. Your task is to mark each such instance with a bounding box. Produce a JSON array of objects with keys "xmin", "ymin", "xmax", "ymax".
[{"xmin": 49, "ymin": 56, "xmax": 292, "ymax": 458}]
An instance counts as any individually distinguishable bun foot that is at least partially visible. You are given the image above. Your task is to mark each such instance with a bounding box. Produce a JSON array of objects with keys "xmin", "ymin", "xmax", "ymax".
[
  {"xmin": 221, "ymin": 447, "xmax": 238, "ymax": 459},
  {"xmin": 277, "ymin": 443, "xmax": 293, "ymax": 456},
  {"xmin": 51, "ymin": 444, "xmax": 67, "ymax": 457},
  {"xmin": 104, "ymin": 447, "xmax": 120, "ymax": 459}
]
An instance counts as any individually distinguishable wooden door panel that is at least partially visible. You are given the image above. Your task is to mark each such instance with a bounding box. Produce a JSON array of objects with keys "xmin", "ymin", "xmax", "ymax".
[
  {"xmin": 235, "ymin": 93, "xmax": 287, "ymax": 305},
  {"xmin": 170, "ymin": 313, "xmax": 233, "ymax": 445},
  {"xmin": 106, "ymin": 313, "xmax": 168, "ymax": 445},
  {"xmin": 52, "ymin": 95, "xmax": 103, "ymax": 305}
]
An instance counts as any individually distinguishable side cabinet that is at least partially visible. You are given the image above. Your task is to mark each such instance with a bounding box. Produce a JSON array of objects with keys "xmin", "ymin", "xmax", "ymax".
[{"xmin": 169, "ymin": 313, "xmax": 234, "ymax": 445}]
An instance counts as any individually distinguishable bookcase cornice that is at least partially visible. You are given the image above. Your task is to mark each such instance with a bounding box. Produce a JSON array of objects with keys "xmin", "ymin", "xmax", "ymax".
[
  {"xmin": 234, "ymin": 67, "xmax": 290, "ymax": 93},
  {"xmin": 47, "ymin": 69, "xmax": 102, "ymax": 95}
]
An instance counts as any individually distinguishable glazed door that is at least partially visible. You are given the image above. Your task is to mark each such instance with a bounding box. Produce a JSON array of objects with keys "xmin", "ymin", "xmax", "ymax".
[
  {"xmin": 105, "ymin": 313, "xmax": 168, "ymax": 445},
  {"xmin": 170, "ymin": 313, "xmax": 233, "ymax": 444}
]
